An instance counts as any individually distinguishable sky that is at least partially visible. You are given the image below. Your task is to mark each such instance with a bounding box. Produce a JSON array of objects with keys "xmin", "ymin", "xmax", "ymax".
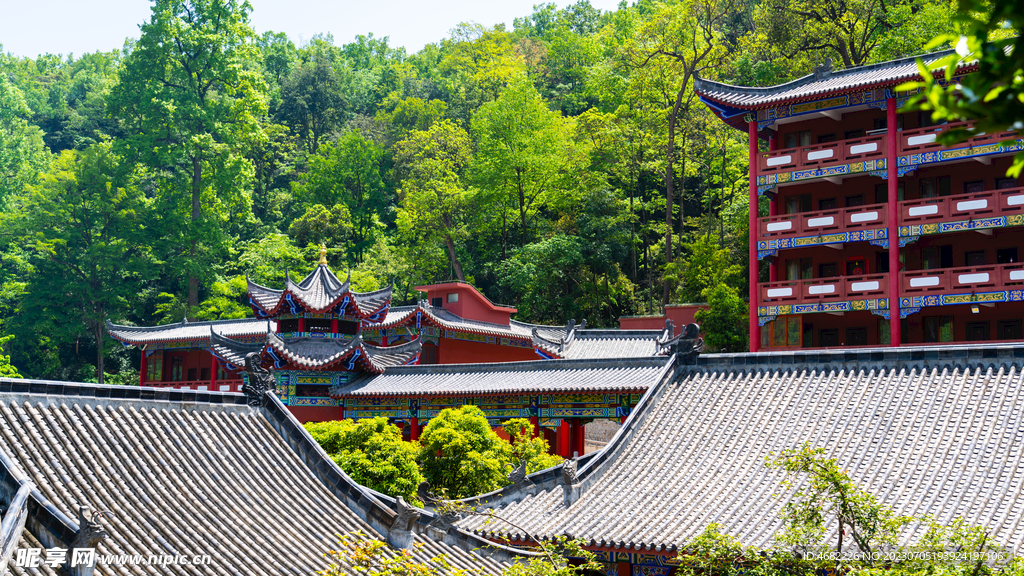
[{"xmin": 0, "ymin": 0, "xmax": 624, "ymax": 59}]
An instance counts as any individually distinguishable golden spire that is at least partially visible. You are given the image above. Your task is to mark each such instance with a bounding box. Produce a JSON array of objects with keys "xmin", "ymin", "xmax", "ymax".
[{"xmin": 318, "ymin": 245, "xmax": 328, "ymax": 266}]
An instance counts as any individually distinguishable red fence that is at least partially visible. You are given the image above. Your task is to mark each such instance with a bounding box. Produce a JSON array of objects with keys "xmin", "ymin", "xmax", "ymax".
[
  {"xmin": 899, "ymin": 186, "xmax": 1024, "ymax": 224},
  {"xmin": 898, "ymin": 120, "xmax": 1017, "ymax": 155},
  {"xmin": 759, "ymin": 274, "xmax": 889, "ymax": 306},
  {"xmin": 145, "ymin": 379, "xmax": 245, "ymax": 392},
  {"xmin": 901, "ymin": 263, "xmax": 1024, "ymax": 294},
  {"xmin": 759, "ymin": 203, "xmax": 888, "ymax": 240},
  {"xmin": 759, "ymin": 134, "xmax": 887, "ymax": 176}
]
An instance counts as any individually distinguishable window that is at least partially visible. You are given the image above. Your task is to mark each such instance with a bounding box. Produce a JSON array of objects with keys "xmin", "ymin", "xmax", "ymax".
[
  {"xmin": 965, "ymin": 250, "xmax": 987, "ymax": 267},
  {"xmin": 966, "ymin": 321, "xmax": 990, "ymax": 342},
  {"xmin": 278, "ymin": 318, "xmax": 299, "ymax": 333},
  {"xmin": 937, "ymin": 176, "xmax": 951, "ymax": 196},
  {"xmin": 846, "ymin": 257, "xmax": 868, "ymax": 276},
  {"xmin": 996, "ymin": 177, "xmax": 1018, "ymax": 189},
  {"xmin": 200, "ymin": 367, "xmax": 210, "ymax": 381},
  {"xmin": 785, "ymin": 193, "xmax": 812, "ymax": 214},
  {"xmin": 421, "ymin": 344, "xmax": 438, "ymax": 364},
  {"xmin": 818, "ymin": 133, "xmax": 837, "ymax": 143},
  {"xmin": 146, "ymin": 353, "xmax": 163, "ymax": 382},
  {"xmin": 819, "ymin": 198, "xmax": 838, "ymax": 210},
  {"xmin": 844, "ymin": 195, "xmax": 864, "ymax": 207},
  {"xmin": 924, "ymin": 316, "xmax": 954, "ymax": 343},
  {"xmin": 187, "ymin": 368, "xmax": 197, "ymax": 381},
  {"xmin": 922, "ymin": 245, "xmax": 954, "ymax": 269},
  {"xmin": 998, "ymin": 320, "xmax": 1023, "ymax": 340},
  {"xmin": 997, "ymin": 248, "xmax": 1019, "ymax": 264},
  {"xmin": 337, "ymin": 320, "xmax": 360, "ymax": 335},
  {"xmin": 802, "ymin": 322, "xmax": 814, "ymax": 348},
  {"xmin": 876, "ymin": 253, "xmax": 889, "ymax": 274},
  {"xmin": 430, "ymin": 297, "xmax": 443, "ymax": 307},
  {"xmin": 846, "ymin": 327, "xmax": 868, "ymax": 346},
  {"xmin": 170, "ymin": 357, "xmax": 184, "ymax": 381},
  {"xmin": 785, "ymin": 131, "xmax": 811, "ymax": 148},
  {"xmin": 819, "ymin": 329, "xmax": 839, "ymax": 347},
  {"xmin": 920, "ymin": 179, "xmax": 937, "ymax": 198},
  {"xmin": 844, "ymin": 129, "xmax": 864, "ymax": 140},
  {"xmin": 818, "ymin": 262, "xmax": 839, "ymax": 278},
  {"xmin": 786, "ymin": 258, "xmax": 813, "ymax": 280},
  {"xmin": 769, "ymin": 316, "xmax": 802, "ymax": 347},
  {"xmin": 964, "ymin": 180, "xmax": 986, "ymax": 194},
  {"xmin": 447, "ymin": 293, "xmax": 459, "ymax": 303},
  {"xmin": 878, "ymin": 319, "xmax": 891, "ymax": 345}
]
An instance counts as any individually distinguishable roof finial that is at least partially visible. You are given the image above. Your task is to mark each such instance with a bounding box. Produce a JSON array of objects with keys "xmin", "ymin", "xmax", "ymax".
[{"xmin": 318, "ymin": 244, "xmax": 328, "ymax": 266}]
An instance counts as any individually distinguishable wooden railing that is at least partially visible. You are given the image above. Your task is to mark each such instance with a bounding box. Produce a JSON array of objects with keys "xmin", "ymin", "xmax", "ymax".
[
  {"xmin": 759, "ymin": 133, "xmax": 887, "ymax": 175},
  {"xmin": 759, "ymin": 202, "xmax": 888, "ymax": 240},
  {"xmin": 145, "ymin": 379, "xmax": 245, "ymax": 392},
  {"xmin": 898, "ymin": 120, "xmax": 1017, "ymax": 155},
  {"xmin": 759, "ymin": 273, "xmax": 889, "ymax": 306},
  {"xmin": 901, "ymin": 263, "xmax": 1024, "ymax": 294},
  {"xmin": 899, "ymin": 186, "xmax": 1024, "ymax": 224}
]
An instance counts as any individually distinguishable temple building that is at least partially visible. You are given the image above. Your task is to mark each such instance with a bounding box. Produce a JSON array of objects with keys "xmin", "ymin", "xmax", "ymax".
[
  {"xmin": 107, "ymin": 250, "xmax": 672, "ymax": 430},
  {"xmin": 695, "ymin": 50, "xmax": 1024, "ymax": 351}
]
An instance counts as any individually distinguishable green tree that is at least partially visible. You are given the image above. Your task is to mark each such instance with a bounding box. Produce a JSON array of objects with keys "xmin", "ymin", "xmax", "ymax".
[
  {"xmin": 0, "ymin": 74, "xmax": 48, "ymax": 206},
  {"xmin": 0, "ymin": 336, "xmax": 21, "ymax": 378},
  {"xmin": 503, "ymin": 419, "xmax": 563, "ymax": 474},
  {"xmin": 395, "ymin": 120, "xmax": 473, "ymax": 281},
  {"xmin": 902, "ymin": 0, "xmax": 1024, "ymax": 176},
  {"xmin": 288, "ymin": 203, "xmax": 353, "ymax": 249},
  {"xmin": 10, "ymin": 144, "xmax": 152, "ymax": 382},
  {"xmin": 292, "ymin": 130, "xmax": 390, "ymax": 262},
  {"xmin": 471, "ymin": 78, "xmax": 581, "ymax": 249},
  {"xmin": 107, "ymin": 0, "xmax": 268, "ymax": 310},
  {"xmin": 278, "ymin": 58, "xmax": 346, "ymax": 154},
  {"xmin": 767, "ymin": 442, "xmax": 911, "ymax": 560},
  {"xmin": 694, "ymin": 284, "xmax": 747, "ymax": 353},
  {"xmin": 417, "ymin": 405, "xmax": 511, "ymax": 498},
  {"xmin": 305, "ymin": 418, "xmax": 424, "ymax": 504}
]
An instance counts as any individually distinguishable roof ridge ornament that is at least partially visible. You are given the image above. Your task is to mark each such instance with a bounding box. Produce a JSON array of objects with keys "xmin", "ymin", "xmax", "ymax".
[
  {"xmin": 72, "ymin": 506, "xmax": 110, "ymax": 549},
  {"xmin": 814, "ymin": 58, "xmax": 834, "ymax": 80},
  {"xmin": 243, "ymin": 351, "xmax": 277, "ymax": 407},
  {"xmin": 318, "ymin": 244, "xmax": 328, "ymax": 267}
]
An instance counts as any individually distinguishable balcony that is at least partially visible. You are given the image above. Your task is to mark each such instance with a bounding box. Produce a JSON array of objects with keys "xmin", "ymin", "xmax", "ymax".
[
  {"xmin": 897, "ymin": 120, "xmax": 1018, "ymax": 155},
  {"xmin": 901, "ymin": 263, "xmax": 1024, "ymax": 295},
  {"xmin": 759, "ymin": 133, "xmax": 887, "ymax": 176},
  {"xmin": 760, "ymin": 203, "xmax": 888, "ymax": 241},
  {"xmin": 145, "ymin": 379, "xmax": 245, "ymax": 392},
  {"xmin": 759, "ymin": 273, "xmax": 889, "ymax": 307},
  {"xmin": 899, "ymin": 186, "xmax": 1024, "ymax": 225}
]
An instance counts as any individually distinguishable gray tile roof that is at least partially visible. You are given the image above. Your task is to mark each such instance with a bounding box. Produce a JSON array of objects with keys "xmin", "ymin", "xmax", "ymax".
[
  {"xmin": 460, "ymin": 344, "xmax": 1024, "ymax": 552},
  {"xmin": 0, "ymin": 379, "xmax": 527, "ymax": 575},
  {"xmin": 368, "ymin": 304, "xmax": 538, "ymax": 341},
  {"xmin": 106, "ymin": 318, "xmax": 273, "ymax": 345},
  {"xmin": 534, "ymin": 329, "xmax": 666, "ymax": 360},
  {"xmin": 695, "ymin": 49, "xmax": 970, "ymax": 109},
  {"xmin": 267, "ymin": 332, "xmax": 422, "ymax": 372},
  {"xmin": 247, "ymin": 266, "xmax": 393, "ymax": 316},
  {"xmin": 331, "ymin": 357, "xmax": 673, "ymax": 397}
]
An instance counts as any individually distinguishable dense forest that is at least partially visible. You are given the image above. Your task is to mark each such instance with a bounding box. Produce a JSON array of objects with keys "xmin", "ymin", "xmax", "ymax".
[{"xmin": 0, "ymin": 0, "xmax": 965, "ymax": 381}]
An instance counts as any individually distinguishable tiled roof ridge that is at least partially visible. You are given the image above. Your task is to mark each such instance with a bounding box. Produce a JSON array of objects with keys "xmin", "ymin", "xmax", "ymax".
[
  {"xmin": 255, "ymin": 389, "xmax": 534, "ymax": 561},
  {"xmin": 378, "ymin": 355, "xmax": 671, "ymax": 375},
  {"xmin": 576, "ymin": 329, "xmax": 665, "ymax": 337},
  {"xmin": 0, "ymin": 431, "xmax": 79, "ymax": 548},
  {"xmin": 106, "ymin": 316, "xmax": 266, "ymax": 333},
  {"xmin": 425, "ymin": 306, "xmax": 520, "ymax": 331},
  {"xmin": 694, "ymin": 47, "xmax": 958, "ymax": 101},
  {"xmin": 450, "ymin": 452, "xmax": 603, "ymax": 509},
  {"xmin": 696, "ymin": 342, "xmax": 1024, "ymax": 372}
]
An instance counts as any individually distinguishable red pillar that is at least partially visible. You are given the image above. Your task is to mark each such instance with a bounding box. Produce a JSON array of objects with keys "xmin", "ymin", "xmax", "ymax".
[
  {"xmin": 410, "ymin": 416, "xmax": 419, "ymax": 441},
  {"xmin": 618, "ymin": 562, "xmax": 632, "ymax": 576},
  {"xmin": 331, "ymin": 318, "xmax": 339, "ymax": 336},
  {"xmin": 559, "ymin": 419, "xmax": 571, "ymax": 458},
  {"xmin": 574, "ymin": 419, "xmax": 586, "ymax": 457},
  {"xmin": 210, "ymin": 356, "xmax": 218, "ymax": 389},
  {"xmin": 748, "ymin": 119, "xmax": 761, "ymax": 352},
  {"xmin": 139, "ymin": 351, "xmax": 147, "ymax": 386},
  {"xmin": 530, "ymin": 415, "xmax": 539, "ymax": 438},
  {"xmin": 768, "ymin": 132, "xmax": 778, "ymax": 283},
  {"xmin": 298, "ymin": 317, "xmax": 306, "ymax": 333},
  {"xmin": 886, "ymin": 98, "xmax": 902, "ymax": 346}
]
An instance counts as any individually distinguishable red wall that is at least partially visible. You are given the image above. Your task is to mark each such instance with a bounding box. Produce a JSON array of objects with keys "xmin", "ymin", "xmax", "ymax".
[
  {"xmin": 619, "ymin": 304, "xmax": 708, "ymax": 335},
  {"xmin": 417, "ymin": 283, "xmax": 515, "ymax": 325},
  {"xmin": 288, "ymin": 406, "xmax": 341, "ymax": 424},
  {"xmin": 436, "ymin": 336, "xmax": 538, "ymax": 364}
]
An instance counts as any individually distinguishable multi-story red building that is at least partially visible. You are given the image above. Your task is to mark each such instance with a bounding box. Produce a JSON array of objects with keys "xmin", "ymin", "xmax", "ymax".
[{"xmin": 696, "ymin": 51, "xmax": 1024, "ymax": 350}]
